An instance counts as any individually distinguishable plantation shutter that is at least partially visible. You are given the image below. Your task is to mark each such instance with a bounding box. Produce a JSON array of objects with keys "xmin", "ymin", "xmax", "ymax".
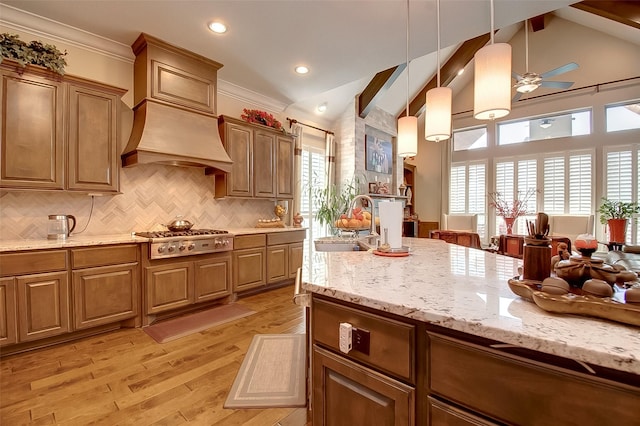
[
  {"xmin": 450, "ymin": 165, "xmax": 466, "ymax": 213},
  {"xmin": 568, "ymin": 154, "xmax": 592, "ymax": 214},
  {"xmin": 468, "ymin": 163, "xmax": 486, "ymax": 238},
  {"xmin": 495, "ymin": 161, "xmax": 515, "ymax": 234},
  {"xmin": 605, "ymin": 149, "xmax": 633, "ymax": 244},
  {"xmin": 543, "ymin": 156, "xmax": 564, "ymax": 214}
]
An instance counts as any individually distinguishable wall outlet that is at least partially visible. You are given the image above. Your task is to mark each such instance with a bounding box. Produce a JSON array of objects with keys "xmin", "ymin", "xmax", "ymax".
[{"xmin": 339, "ymin": 322, "xmax": 353, "ymax": 353}]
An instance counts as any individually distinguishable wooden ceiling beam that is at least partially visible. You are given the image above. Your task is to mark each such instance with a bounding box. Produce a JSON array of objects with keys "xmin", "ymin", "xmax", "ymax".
[
  {"xmin": 571, "ymin": 1, "xmax": 640, "ymax": 30},
  {"xmin": 398, "ymin": 32, "xmax": 491, "ymax": 119},
  {"xmin": 530, "ymin": 14, "xmax": 546, "ymax": 32},
  {"xmin": 358, "ymin": 64, "xmax": 406, "ymax": 118}
]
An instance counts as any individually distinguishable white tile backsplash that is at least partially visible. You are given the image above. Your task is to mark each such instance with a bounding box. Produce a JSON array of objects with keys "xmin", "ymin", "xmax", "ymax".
[{"xmin": 0, "ymin": 164, "xmax": 276, "ymax": 240}]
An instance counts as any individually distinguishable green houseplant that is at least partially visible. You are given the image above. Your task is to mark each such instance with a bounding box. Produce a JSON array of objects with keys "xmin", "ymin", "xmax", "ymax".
[
  {"xmin": 0, "ymin": 33, "xmax": 68, "ymax": 75},
  {"xmin": 598, "ymin": 198, "xmax": 640, "ymax": 244},
  {"xmin": 310, "ymin": 176, "xmax": 360, "ymax": 236}
]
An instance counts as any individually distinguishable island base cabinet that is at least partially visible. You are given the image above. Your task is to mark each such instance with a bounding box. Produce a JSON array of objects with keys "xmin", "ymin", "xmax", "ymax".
[
  {"xmin": 313, "ymin": 345, "xmax": 415, "ymax": 426},
  {"xmin": 428, "ymin": 332, "xmax": 640, "ymax": 426},
  {"xmin": 427, "ymin": 397, "xmax": 498, "ymax": 426},
  {"xmin": 16, "ymin": 272, "xmax": 70, "ymax": 342},
  {"xmin": 72, "ymin": 263, "xmax": 139, "ymax": 330}
]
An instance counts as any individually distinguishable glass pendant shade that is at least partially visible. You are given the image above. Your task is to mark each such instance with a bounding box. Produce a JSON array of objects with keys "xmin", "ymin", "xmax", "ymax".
[
  {"xmin": 473, "ymin": 42, "xmax": 512, "ymax": 120},
  {"xmin": 398, "ymin": 115, "xmax": 418, "ymax": 157},
  {"xmin": 425, "ymin": 86, "xmax": 452, "ymax": 142}
]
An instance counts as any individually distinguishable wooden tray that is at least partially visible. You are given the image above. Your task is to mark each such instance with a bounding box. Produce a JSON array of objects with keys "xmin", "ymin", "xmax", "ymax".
[{"xmin": 508, "ymin": 278, "xmax": 640, "ymax": 327}]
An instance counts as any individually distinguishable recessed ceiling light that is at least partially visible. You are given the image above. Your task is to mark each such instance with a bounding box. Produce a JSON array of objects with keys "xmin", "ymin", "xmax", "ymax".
[
  {"xmin": 208, "ymin": 22, "xmax": 227, "ymax": 34},
  {"xmin": 317, "ymin": 103, "xmax": 327, "ymax": 113},
  {"xmin": 457, "ymin": 68, "xmax": 465, "ymax": 76},
  {"xmin": 295, "ymin": 65, "xmax": 309, "ymax": 74}
]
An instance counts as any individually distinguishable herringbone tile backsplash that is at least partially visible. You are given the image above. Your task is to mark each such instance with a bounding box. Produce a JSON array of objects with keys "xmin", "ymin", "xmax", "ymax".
[{"xmin": 0, "ymin": 165, "xmax": 276, "ymax": 240}]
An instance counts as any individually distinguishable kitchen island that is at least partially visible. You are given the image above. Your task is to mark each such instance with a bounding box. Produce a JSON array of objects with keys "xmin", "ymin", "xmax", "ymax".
[{"xmin": 302, "ymin": 237, "xmax": 639, "ymax": 425}]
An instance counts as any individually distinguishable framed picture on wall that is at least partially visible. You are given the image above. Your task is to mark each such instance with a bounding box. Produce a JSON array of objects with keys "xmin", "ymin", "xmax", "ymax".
[{"xmin": 365, "ymin": 134, "xmax": 392, "ymax": 174}]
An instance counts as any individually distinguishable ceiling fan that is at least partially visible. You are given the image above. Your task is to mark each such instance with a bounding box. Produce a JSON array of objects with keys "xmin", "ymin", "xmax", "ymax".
[{"xmin": 512, "ymin": 19, "xmax": 579, "ymax": 102}]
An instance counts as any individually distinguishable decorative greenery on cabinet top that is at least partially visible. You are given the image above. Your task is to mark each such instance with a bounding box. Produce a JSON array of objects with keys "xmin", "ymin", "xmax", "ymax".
[{"xmin": 0, "ymin": 33, "xmax": 67, "ymax": 75}]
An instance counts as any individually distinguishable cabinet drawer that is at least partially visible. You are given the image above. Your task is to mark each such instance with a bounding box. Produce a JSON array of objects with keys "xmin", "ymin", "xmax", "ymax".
[
  {"xmin": 427, "ymin": 397, "xmax": 498, "ymax": 426},
  {"xmin": 71, "ymin": 244, "xmax": 139, "ymax": 269},
  {"xmin": 428, "ymin": 332, "xmax": 640, "ymax": 426},
  {"xmin": 267, "ymin": 230, "xmax": 306, "ymax": 246},
  {"xmin": 0, "ymin": 250, "xmax": 68, "ymax": 276},
  {"xmin": 234, "ymin": 234, "xmax": 266, "ymax": 249},
  {"xmin": 312, "ymin": 297, "xmax": 415, "ymax": 383}
]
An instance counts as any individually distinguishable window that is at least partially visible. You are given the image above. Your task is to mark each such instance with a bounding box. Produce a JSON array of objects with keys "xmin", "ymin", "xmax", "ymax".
[
  {"xmin": 453, "ymin": 126, "xmax": 487, "ymax": 151},
  {"xmin": 606, "ymin": 101, "xmax": 640, "ymax": 132},
  {"xmin": 449, "ymin": 162, "xmax": 486, "ymax": 237},
  {"xmin": 494, "ymin": 159, "xmax": 536, "ymax": 235},
  {"xmin": 498, "ymin": 110, "xmax": 591, "ymax": 145},
  {"xmin": 543, "ymin": 152, "xmax": 593, "ymax": 215}
]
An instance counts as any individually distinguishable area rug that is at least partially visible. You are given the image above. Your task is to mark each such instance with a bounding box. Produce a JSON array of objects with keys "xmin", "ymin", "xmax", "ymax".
[
  {"xmin": 143, "ymin": 303, "xmax": 256, "ymax": 343},
  {"xmin": 224, "ymin": 334, "xmax": 306, "ymax": 409}
]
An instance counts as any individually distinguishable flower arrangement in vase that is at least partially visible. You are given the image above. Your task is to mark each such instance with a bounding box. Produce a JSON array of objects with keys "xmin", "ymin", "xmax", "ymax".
[{"xmin": 488, "ymin": 189, "xmax": 538, "ymax": 234}]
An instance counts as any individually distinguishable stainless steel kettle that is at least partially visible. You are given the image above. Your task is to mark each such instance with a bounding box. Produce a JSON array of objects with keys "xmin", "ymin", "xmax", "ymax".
[{"xmin": 48, "ymin": 215, "xmax": 76, "ymax": 240}]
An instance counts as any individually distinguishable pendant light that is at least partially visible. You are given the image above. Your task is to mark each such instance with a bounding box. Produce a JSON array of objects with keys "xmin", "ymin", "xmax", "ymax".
[
  {"xmin": 424, "ymin": 0, "xmax": 452, "ymax": 142},
  {"xmin": 473, "ymin": 0, "xmax": 512, "ymax": 120},
  {"xmin": 398, "ymin": 0, "xmax": 418, "ymax": 158}
]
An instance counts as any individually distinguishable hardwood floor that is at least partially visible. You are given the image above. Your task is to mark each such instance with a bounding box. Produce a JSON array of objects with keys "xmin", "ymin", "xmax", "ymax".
[{"xmin": 0, "ymin": 285, "xmax": 309, "ymax": 425}]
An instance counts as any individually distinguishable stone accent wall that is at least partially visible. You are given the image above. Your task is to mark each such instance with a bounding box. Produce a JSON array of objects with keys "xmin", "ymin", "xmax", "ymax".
[{"xmin": 0, "ymin": 165, "xmax": 275, "ymax": 240}]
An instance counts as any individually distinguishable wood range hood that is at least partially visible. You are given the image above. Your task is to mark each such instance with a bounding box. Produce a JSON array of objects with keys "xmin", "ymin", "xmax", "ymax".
[{"xmin": 121, "ymin": 33, "xmax": 232, "ymax": 173}]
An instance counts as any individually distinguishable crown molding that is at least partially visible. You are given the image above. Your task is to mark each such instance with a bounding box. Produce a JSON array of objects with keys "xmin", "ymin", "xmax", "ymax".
[
  {"xmin": 217, "ymin": 79, "xmax": 289, "ymax": 113},
  {"xmin": 0, "ymin": 4, "xmax": 133, "ymax": 63}
]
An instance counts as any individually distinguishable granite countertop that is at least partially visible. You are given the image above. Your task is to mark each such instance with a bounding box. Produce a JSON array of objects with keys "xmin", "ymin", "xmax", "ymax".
[
  {"xmin": 0, "ymin": 227, "xmax": 306, "ymax": 252},
  {"xmin": 302, "ymin": 237, "xmax": 640, "ymax": 374}
]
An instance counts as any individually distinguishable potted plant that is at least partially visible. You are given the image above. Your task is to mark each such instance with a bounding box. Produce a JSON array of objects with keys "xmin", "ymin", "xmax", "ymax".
[
  {"xmin": 598, "ymin": 198, "xmax": 640, "ymax": 244},
  {"xmin": 1, "ymin": 33, "xmax": 68, "ymax": 75},
  {"xmin": 310, "ymin": 176, "xmax": 360, "ymax": 236}
]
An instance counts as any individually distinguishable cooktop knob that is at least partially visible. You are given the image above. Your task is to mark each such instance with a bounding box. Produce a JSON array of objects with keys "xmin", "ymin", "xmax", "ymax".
[
  {"xmin": 167, "ymin": 245, "xmax": 176, "ymax": 253},
  {"xmin": 178, "ymin": 244, "xmax": 186, "ymax": 251},
  {"xmin": 157, "ymin": 245, "xmax": 166, "ymax": 253},
  {"xmin": 188, "ymin": 243, "xmax": 196, "ymax": 250}
]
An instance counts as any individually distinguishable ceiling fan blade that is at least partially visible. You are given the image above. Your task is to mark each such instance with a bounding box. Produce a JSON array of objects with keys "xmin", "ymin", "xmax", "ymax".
[
  {"xmin": 512, "ymin": 71, "xmax": 523, "ymax": 81},
  {"xmin": 540, "ymin": 81, "xmax": 574, "ymax": 89},
  {"xmin": 512, "ymin": 91, "xmax": 523, "ymax": 102},
  {"xmin": 540, "ymin": 62, "xmax": 579, "ymax": 79}
]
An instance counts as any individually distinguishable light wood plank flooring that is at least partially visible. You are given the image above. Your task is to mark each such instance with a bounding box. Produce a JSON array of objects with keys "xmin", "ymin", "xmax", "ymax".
[{"xmin": 0, "ymin": 285, "xmax": 309, "ymax": 425}]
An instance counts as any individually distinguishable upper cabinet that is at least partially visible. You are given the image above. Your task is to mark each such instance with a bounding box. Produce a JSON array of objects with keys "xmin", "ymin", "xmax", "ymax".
[
  {"xmin": 0, "ymin": 60, "xmax": 127, "ymax": 193},
  {"xmin": 213, "ymin": 115, "xmax": 294, "ymax": 200}
]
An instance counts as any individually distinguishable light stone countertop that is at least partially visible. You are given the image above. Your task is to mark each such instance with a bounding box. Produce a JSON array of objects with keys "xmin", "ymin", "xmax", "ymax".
[
  {"xmin": 302, "ymin": 237, "xmax": 640, "ymax": 375},
  {"xmin": 0, "ymin": 227, "xmax": 306, "ymax": 252}
]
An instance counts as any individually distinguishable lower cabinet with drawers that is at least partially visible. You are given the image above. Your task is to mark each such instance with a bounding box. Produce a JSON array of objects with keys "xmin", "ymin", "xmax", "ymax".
[
  {"xmin": 0, "ymin": 244, "xmax": 140, "ymax": 354},
  {"xmin": 311, "ymin": 294, "xmax": 640, "ymax": 426}
]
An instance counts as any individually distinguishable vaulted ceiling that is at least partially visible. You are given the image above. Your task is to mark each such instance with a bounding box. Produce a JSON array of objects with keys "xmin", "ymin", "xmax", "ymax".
[{"xmin": 1, "ymin": 0, "xmax": 638, "ymax": 127}]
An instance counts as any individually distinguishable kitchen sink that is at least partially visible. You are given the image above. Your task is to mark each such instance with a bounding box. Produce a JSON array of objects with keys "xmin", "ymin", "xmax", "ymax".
[{"xmin": 314, "ymin": 235, "xmax": 378, "ymax": 252}]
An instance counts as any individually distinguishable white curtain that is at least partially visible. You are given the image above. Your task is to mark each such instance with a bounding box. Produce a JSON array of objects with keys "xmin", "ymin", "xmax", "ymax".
[
  {"xmin": 292, "ymin": 124, "xmax": 304, "ymax": 222},
  {"xmin": 325, "ymin": 132, "xmax": 336, "ymax": 190}
]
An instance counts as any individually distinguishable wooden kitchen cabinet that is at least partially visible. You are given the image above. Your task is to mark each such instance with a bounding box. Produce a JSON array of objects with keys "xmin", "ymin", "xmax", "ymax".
[
  {"xmin": 266, "ymin": 230, "xmax": 306, "ymax": 285},
  {"xmin": 0, "ymin": 63, "xmax": 64, "ymax": 190},
  {"xmin": 0, "ymin": 277, "xmax": 17, "ymax": 347},
  {"xmin": 145, "ymin": 261, "xmax": 194, "ymax": 314},
  {"xmin": 71, "ymin": 244, "xmax": 139, "ymax": 330},
  {"xmin": 67, "ymin": 80, "xmax": 123, "ymax": 192},
  {"xmin": 213, "ymin": 115, "xmax": 294, "ymax": 200},
  {"xmin": 232, "ymin": 233, "xmax": 267, "ymax": 292},
  {"xmin": 194, "ymin": 254, "xmax": 232, "ymax": 302},
  {"xmin": 288, "ymin": 242, "xmax": 304, "ymax": 279},
  {"xmin": 17, "ymin": 271, "xmax": 70, "ymax": 342},
  {"xmin": 0, "ymin": 59, "xmax": 126, "ymax": 193},
  {"xmin": 267, "ymin": 244, "xmax": 288, "ymax": 284}
]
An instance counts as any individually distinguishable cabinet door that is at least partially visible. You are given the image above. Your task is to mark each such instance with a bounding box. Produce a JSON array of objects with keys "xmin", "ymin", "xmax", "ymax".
[
  {"xmin": 194, "ymin": 254, "xmax": 231, "ymax": 302},
  {"xmin": 233, "ymin": 247, "xmax": 266, "ymax": 292},
  {"xmin": 72, "ymin": 263, "xmax": 139, "ymax": 329},
  {"xmin": 67, "ymin": 83, "xmax": 120, "ymax": 192},
  {"xmin": 16, "ymin": 271, "xmax": 70, "ymax": 342},
  {"xmin": 276, "ymin": 134, "xmax": 294, "ymax": 199},
  {"xmin": 267, "ymin": 244, "xmax": 288, "ymax": 284},
  {"xmin": 0, "ymin": 277, "xmax": 17, "ymax": 347},
  {"xmin": 145, "ymin": 262, "xmax": 194, "ymax": 314},
  {"xmin": 313, "ymin": 345, "xmax": 415, "ymax": 426},
  {"xmin": 225, "ymin": 122, "xmax": 253, "ymax": 197},
  {"xmin": 288, "ymin": 242, "xmax": 304, "ymax": 279},
  {"xmin": 253, "ymin": 129, "xmax": 276, "ymax": 198},
  {"xmin": 0, "ymin": 69, "xmax": 64, "ymax": 189},
  {"xmin": 428, "ymin": 397, "xmax": 498, "ymax": 426}
]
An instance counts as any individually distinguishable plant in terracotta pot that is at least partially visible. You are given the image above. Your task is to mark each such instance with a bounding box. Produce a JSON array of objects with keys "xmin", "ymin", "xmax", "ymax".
[{"xmin": 597, "ymin": 198, "xmax": 640, "ymax": 244}]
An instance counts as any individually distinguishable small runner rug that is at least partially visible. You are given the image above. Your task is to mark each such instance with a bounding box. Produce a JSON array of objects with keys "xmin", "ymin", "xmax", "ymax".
[
  {"xmin": 224, "ymin": 334, "xmax": 306, "ymax": 409},
  {"xmin": 143, "ymin": 303, "xmax": 255, "ymax": 343}
]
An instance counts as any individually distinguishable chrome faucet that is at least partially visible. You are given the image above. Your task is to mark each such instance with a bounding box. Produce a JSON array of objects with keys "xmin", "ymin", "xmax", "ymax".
[{"xmin": 347, "ymin": 194, "xmax": 379, "ymax": 237}]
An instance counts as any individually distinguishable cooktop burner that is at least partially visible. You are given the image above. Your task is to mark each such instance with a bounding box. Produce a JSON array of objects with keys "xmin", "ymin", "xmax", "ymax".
[{"xmin": 135, "ymin": 229, "xmax": 229, "ymax": 239}]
